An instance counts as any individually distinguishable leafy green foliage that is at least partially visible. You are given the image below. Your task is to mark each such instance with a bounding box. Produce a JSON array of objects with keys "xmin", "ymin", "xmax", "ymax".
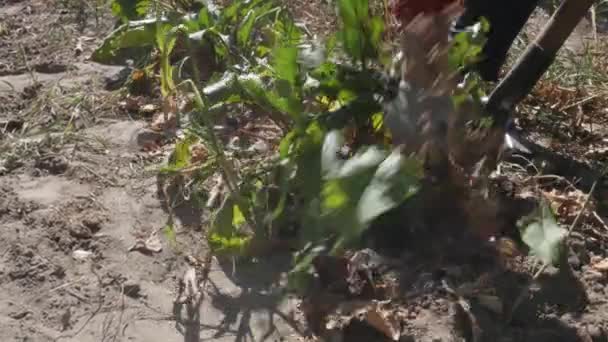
[
  {"xmin": 209, "ymin": 196, "xmax": 252, "ymax": 254},
  {"xmin": 336, "ymin": 0, "xmax": 384, "ymax": 64},
  {"xmin": 319, "ymin": 130, "xmax": 421, "ymax": 249},
  {"xmin": 517, "ymin": 199, "xmax": 567, "ymax": 266},
  {"xmin": 110, "ymin": 0, "xmax": 150, "ymax": 22},
  {"xmin": 163, "ymin": 223, "xmax": 178, "ymax": 247},
  {"xmin": 448, "ymin": 17, "xmax": 490, "ymax": 72},
  {"xmin": 99, "ymin": 0, "xmax": 565, "ymax": 297},
  {"xmin": 92, "ymin": 18, "xmax": 158, "ymax": 63}
]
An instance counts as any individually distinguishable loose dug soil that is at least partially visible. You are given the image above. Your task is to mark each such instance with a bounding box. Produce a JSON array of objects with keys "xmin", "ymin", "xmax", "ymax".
[{"xmin": 2, "ymin": 1, "xmax": 608, "ymax": 342}]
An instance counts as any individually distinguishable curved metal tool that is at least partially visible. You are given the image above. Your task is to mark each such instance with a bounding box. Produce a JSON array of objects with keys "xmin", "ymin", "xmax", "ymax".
[
  {"xmin": 488, "ymin": 0, "xmax": 596, "ymax": 121},
  {"xmin": 485, "ymin": 0, "xmax": 596, "ymax": 155}
]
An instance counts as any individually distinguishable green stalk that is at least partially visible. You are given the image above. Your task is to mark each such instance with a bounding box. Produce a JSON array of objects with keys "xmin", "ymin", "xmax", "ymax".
[{"xmin": 179, "ymin": 30, "xmax": 258, "ymax": 232}]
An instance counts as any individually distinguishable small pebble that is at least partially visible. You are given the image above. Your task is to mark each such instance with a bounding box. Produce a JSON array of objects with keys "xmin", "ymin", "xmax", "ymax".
[
  {"xmin": 592, "ymin": 283, "xmax": 604, "ymax": 293},
  {"xmin": 568, "ymin": 254, "xmax": 581, "ymax": 270},
  {"xmin": 72, "ymin": 250, "xmax": 93, "ymax": 260},
  {"xmin": 8, "ymin": 311, "xmax": 30, "ymax": 320},
  {"xmin": 584, "ymin": 270, "xmax": 604, "ymax": 281},
  {"xmin": 587, "ymin": 325, "xmax": 605, "ymax": 341},
  {"xmin": 123, "ymin": 282, "xmax": 143, "ymax": 299}
]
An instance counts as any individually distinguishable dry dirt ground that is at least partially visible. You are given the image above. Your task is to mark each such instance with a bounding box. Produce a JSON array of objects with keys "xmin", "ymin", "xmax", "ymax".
[
  {"xmin": 2, "ymin": 1, "xmax": 608, "ymax": 342},
  {"xmin": 0, "ymin": 1, "xmax": 304, "ymax": 341}
]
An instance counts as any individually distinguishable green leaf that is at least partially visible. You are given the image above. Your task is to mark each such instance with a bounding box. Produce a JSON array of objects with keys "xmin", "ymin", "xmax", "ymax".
[
  {"xmin": 189, "ymin": 27, "xmax": 230, "ymax": 58},
  {"xmin": 162, "ymin": 223, "xmax": 177, "ymax": 247},
  {"xmin": 237, "ymin": 9, "xmax": 256, "ymax": 48},
  {"xmin": 336, "ymin": 0, "xmax": 383, "ymax": 63},
  {"xmin": 287, "ymin": 244, "xmax": 324, "ymax": 293},
  {"xmin": 357, "ymin": 151, "xmax": 421, "ymax": 224},
  {"xmin": 169, "ymin": 137, "xmax": 192, "ymax": 169},
  {"xmin": 339, "ymin": 26, "xmax": 364, "ymax": 63},
  {"xmin": 337, "ymin": 0, "xmax": 363, "ymax": 61},
  {"xmin": 203, "ymin": 71, "xmax": 237, "ymax": 103},
  {"xmin": 92, "ymin": 21, "xmax": 158, "ymax": 63},
  {"xmin": 208, "ymin": 196, "xmax": 252, "ymax": 255},
  {"xmin": 237, "ymin": 74, "xmax": 301, "ymax": 118},
  {"xmin": 157, "ymin": 24, "xmax": 179, "ymax": 97},
  {"xmin": 208, "ymin": 233, "xmax": 251, "ymax": 254},
  {"xmin": 237, "ymin": 73, "xmax": 267, "ymax": 97},
  {"xmin": 111, "ymin": 0, "xmax": 150, "ymax": 22},
  {"xmin": 321, "ymin": 130, "xmax": 344, "ymax": 178},
  {"xmin": 293, "ymin": 122, "xmax": 324, "ymax": 202},
  {"xmin": 212, "ymin": 196, "xmax": 236, "ymax": 237},
  {"xmin": 233, "ymin": 204, "xmax": 246, "ymax": 227},
  {"xmin": 368, "ymin": 16, "xmax": 384, "ymax": 52},
  {"xmin": 298, "ymin": 42, "xmax": 326, "ymax": 70},
  {"xmin": 156, "ymin": 23, "xmax": 178, "ymax": 54},
  {"xmin": 337, "ymin": 147, "xmax": 385, "ymax": 178},
  {"xmin": 322, "ymin": 180, "xmax": 349, "ymax": 210},
  {"xmin": 448, "ymin": 18, "xmax": 489, "ymax": 71},
  {"xmin": 279, "ymin": 131, "xmax": 296, "ymax": 158},
  {"xmin": 198, "ymin": 6, "xmax": 215, "ymax": 28},
  {"xmin": 274, "ymin": 46, "xmax": 299, "ymax": 86},
  {"xmin": 317, "ymin": 131, "xmax": 422, "ymax": 248},
  {"xmin": 518, "ymin": 199, "xmax": 567, "ymax": 266},
  {"xmin": 371, "ymin": 112, "xmax": 383, "ymax": 132}
]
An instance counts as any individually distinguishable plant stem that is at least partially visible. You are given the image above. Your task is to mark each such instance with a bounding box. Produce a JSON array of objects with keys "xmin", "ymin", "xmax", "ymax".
[{"xmin": 181, "ymin": 30, "xmax": 258, "ymax": 231}]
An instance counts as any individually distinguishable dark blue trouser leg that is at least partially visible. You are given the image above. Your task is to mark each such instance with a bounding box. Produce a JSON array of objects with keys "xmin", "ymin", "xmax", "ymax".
[{"xmin": 451, "ymin": 0, "xmax": 540, "ymax": 82}]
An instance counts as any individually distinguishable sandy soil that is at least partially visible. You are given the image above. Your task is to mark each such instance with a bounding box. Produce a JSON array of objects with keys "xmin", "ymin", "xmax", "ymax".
[
  {"xmin": 0, "ymin": 1, "xmax": 303, "ymax": 341},
  {"xmin": 2, "ymin": 1, "xmax": 608, "ymax": 342}
]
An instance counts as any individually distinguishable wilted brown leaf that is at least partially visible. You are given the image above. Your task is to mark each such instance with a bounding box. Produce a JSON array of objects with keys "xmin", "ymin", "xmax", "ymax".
[
  {"xmin": 150, "ymin": 112, "xmax": 176, "ymax": 132},
  {"xmin": 364, "ymin": 302, "xmax": 401, "ymax": 341},
  {"xmin": 150, "ymin": 95, "xmax": 178, "ymax": 132},
  {"xmin": 139, "ymin": 103, "xmax": 158, "ymax": 115},
  {"xmin": 120, "ymin": 95, "xmax": 145, "ymax": 112},
  {"xmin": 495, "ymin": 237, "xmax": 522, "ymax": 259},
  {"xmin": 324, "ymin": 300, "xmax": 401, "ymax": 341},
  {"xmin": 128, "ymin": 231, "xmax": 163, "ymax": 254},
  {"xmin": 543, "ymin": 188, "xmax": 592, "ymax": 224},
  {"xmin": 190, "ymin": 144, "xmax": 208, "ymax": 163}
]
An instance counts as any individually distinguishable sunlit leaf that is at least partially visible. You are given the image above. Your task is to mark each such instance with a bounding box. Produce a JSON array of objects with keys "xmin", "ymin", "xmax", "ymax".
[
  {"xmin": 162, "ymin": 223, "xmax": 177, "ymax": 247},
  {"xmin": 322, "ymin": 180, "xmax": 349, "ymax": 210},
  {"xmin": 357, "ymin": 151, "xmax": 421, "ymax": 224},
  {"xmin": 448, "ymin": 18, "xmax": 489, "ymax": 71},
  {"xmin": 237, "ymin": 74, "xmax": 301, "ymax": 118},
  {"xmin": 233, "ymin": 204, "xmax": 246, "ymax": 227},
  {"xmin": 169, "ymin": 138, "xmax": 193, "ymax": 169},
  {"xmin": 92, "ymin": 21, "xmax": 157, "ymax": 63},
  {"xmin": 111, "ymin": 0, "xmax": 150, "ymax": 22},
  {"xmin": 517, "ymin": 199, "xmax": 567, "ymax": 266},
  {"xmin": 212, "ymin": 196, "xmax": 236, "ymax": 237},
  {"xmin": 337, "ymin": 147, "xmax": 385, "ymax": 178},
  {"xmin": 321, "ymin": 130, "xmax": 344, "ymax": 178},
  {"xmin": 298, "ymin": 42, "xmax": 326, "ymax": 70},
  {"xmin": 371, "ymin": 112, "xmax": 383, "ymax": 132},
  {"xmin": 203, "ymin": 71, "xmax": 237, "ymax": 102},
  {"xmin": 208, "ymin": 233, "xmax": 251, "ymax": 254},
  {"xmin": 274, "ymin": 46, "xmax": 299, "ymax": 85},
  {"xmin": 198, "ymin": 6, "xmax": 215, "ymax": 28},
  {"xmin": 279, "ymin": 131, "xmax": 296, "ymax": 158},
  {"xmin": 287, "ymin": 244, "xmax": 325, "ymax": 293},
  {"xmin": 336, "ymin": 0, "xmax": 383, "ymax": 63}
]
